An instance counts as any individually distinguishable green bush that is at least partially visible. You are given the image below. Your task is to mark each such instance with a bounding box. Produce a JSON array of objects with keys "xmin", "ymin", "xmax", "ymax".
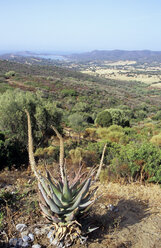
[
  {"xmin": 0, "ymin": 133, "xmax": 28, "ymax": 170},
  {"xmin": 61, "ymin": 89, "xmax": 78, "ymax": 97},
  {"xmin": 0, "ymin": 90, "xmax": 62, "ymax": 146},
  {"xmin": 95, "ymin": 110, "xmax": 112, "ymax": 127},
  {"xmin": 110, "ymin": 142, "xmax": 161, "ymax": 183},
  {"xmin": 95, "ymin": 108, "xmax": 129, "ymax": 127},
  {"xmin": 4, "ymin": 71, "xmax": 16, "ymax": 79}
]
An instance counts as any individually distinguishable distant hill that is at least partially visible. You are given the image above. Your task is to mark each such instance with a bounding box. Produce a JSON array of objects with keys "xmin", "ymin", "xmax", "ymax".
[{"xmin": 66, "ymin": 50, "xmax": 161, "ymax": 62}]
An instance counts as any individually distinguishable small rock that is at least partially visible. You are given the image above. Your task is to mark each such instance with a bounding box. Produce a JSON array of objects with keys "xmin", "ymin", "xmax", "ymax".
[
  {"xmin": 9, "ymin": 238, "xmax": 18, "ymax": 246},
  {"xmin": 47, "ymin": 230, "xmax": 53, "ymax": 239},
  {"xmin": 28, "ymin": 233, "xmax": 34, "ymax": 242},
  {"xmin": 16, "ymin": 224, "xmax": 27, "ymax": 232},
  {"xmin": 22, "ymin": 235, "xmax": 30, "ymax": 242},
  {"xmin": 22, "ymin": 241, "xmax": 29, "ymax": 247},
  {"xmin": 17, "ymin": 238, "xmax": 23, "ymax": 246},
  {"xmin": 108, "ymin": 204, "xmax": 115, "ymax": 211},
  {"xmin": 58, "ymin": 242, "xmax": 64, "ymax": 248},
  {"xmin": 107, "ymin": 204, "xmax": 119, "ymax": 212},
  {"xmin": 32, "ymin": 245, "xmax": 41, "ymax": 248},
  {"xmin": 49, "ymin": 236, "xmax": 54, "ymax": 243},
  {"xmin": 34, "ymin": 228, "xmax": 41, "ymax": 235}
]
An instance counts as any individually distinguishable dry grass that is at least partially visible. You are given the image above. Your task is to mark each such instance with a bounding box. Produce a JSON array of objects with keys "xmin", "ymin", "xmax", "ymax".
[{"xmin": 81, "ymin": 60, "xmax": 161, "ymax": 85}]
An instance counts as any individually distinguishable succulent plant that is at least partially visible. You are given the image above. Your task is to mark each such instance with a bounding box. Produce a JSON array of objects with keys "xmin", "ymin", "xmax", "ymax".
[
  {"xmin": 38, "ymin": 169, "xmax": 97, "ymax": 224},
  {"xmin": 25, "ymin": 110, "xmax": 106, "ymax": 247}
]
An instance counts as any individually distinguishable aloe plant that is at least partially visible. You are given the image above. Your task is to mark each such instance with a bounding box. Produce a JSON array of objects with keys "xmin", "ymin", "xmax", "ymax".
[{"xmin": 25, "ymin": 110, "xmax": 106, "ymax": 247}]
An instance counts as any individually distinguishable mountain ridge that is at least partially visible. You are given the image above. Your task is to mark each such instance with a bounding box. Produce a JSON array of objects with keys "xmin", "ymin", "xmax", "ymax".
[{"xmin": 66, "ymin": 49, "xmax": 161, "ymax": 62}]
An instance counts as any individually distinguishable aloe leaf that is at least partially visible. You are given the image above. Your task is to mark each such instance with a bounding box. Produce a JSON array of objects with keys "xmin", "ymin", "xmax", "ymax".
[
  {"xmin": 66, "ymin": 192, "xmax": 82, "ymax": 211},
  {"xmin": 49, "ymin": 185, "xmax": 63, "ymax": 208},
  {"xmin": 46, "ymin": 173, "xmax": 62, "ymax": 201},
  {"xmin": 64, "ymin": 208, "xmax": 79, "ymax": 222},
  {"xmin": 39, "ymin": 203, "xmax": 52, "ymax": 218},
  {"xmin": 79, "ymin": 200, "xmax": 94, "ymax": 209},
  {"xmin": 73, "ymin": 177, "xmax": 90, "ymax": 198},
  {"xmin": 46, "ymin": 170, "xmax": 59, "ymax": 186},
  {"xmin": 81, "ymin": 198, "xmax": 96, "ymax": 213},
  {"xmin": 62, "ymin": 174, "xmax": 72, "ymax": 201},
  {"xmin": 39, "ymin": 176, "xmax": 51, "ymax": 197},
  {"xmin": 72, "ymin": 178, "xmax": 91, "ymax": 203},
  {"xmin": 80, "ymin": 186, "xmax": 98, "ymax": 205},
  {"xmin": 39, "ymin": 190, "xmax": 47, "ymax": 206},
  {"xmin": 38, "ymin": 183, "xmax": 61, "ymax": 214},
  {"xmin": 87, "ymin": 226, "xmax": 99, "ymax": 233}
]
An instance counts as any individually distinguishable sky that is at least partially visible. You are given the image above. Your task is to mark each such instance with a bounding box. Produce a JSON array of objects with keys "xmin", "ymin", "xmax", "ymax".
[{"xmin": 1, "ymin": 0, "xmax": 161, "ymax": 52}]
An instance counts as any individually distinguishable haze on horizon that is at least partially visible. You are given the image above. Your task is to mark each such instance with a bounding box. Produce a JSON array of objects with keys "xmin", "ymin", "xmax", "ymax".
[{"xmin": 1, "ymin": 0, "xmax": 161, "ymax": 53}]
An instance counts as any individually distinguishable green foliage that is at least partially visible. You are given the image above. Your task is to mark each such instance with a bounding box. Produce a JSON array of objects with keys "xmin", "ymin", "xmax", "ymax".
[
  {"xmin": 4, "ymin": 70, "xmax": 16, "ymax": 78},
  {"xmin": 35, "ymin": 146, "xmax": 60, "ymax": 163},
  {"xmin": 72, "ymin": 102, "xmax": 90, "ymax": 113},
  {"xmin": 152, "ymin": 110, "xmax": 161, "ymax": 120},
  {"xmin": 0, "ymin": 211, "xmax": 3, "ymax": 230},
  {"xmin": 68, "ymin": 113, "xmax": 86, "ymax": 132},
  {"xmin": 61, "ymin": 89, "xmax": 78, "ymax": 97},
  {"xmin": 95, "ymin": 110, "xmax": 112, "ymax": 127},
  {"xmin": 150, "ymin": 133, "xmax": 161, "ymax": 147},
  {"xmin": 110, "ymin": 142, "xmax": 161, "ymax": 183},
  {"xmin": 96, "ymin": 125, "xmax": 124, "ymax": 143},
  {"xmin": 0, "ymin": 90, "xmax": 62, "ymax": 146},
  {"xmin": 108, "ymin": 108, "xmax": 130, "ymax": 127},
  {"xmin": 0, "ymin": 133, "xmax": 28, "ymax": 170},
  {"xmin": 69, "ymin": 147, "xmax": 98, "ymax": 166},
  {"xmin": 95, "ymin": 108, "xmax": 129, "ymax": 127}
]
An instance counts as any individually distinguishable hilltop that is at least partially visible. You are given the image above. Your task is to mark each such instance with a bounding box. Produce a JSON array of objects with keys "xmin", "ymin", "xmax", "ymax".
[{"xmin": 66, "ymin": 49, "xmax": 161, "ymax": 62}]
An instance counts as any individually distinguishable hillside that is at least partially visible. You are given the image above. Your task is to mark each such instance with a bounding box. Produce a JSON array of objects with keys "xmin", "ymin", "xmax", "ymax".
[
  {"xmin": 66, "ymin": 50, "xmax": 161, "ymax": 62},
  {"xmin": 0, "ymin": 58, "xmax": 161, "ymax": 248}
]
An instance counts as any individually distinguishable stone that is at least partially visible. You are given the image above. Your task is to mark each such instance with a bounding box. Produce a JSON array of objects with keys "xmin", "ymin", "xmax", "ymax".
[
  {"xmin": 22, "ymin": 241, "xmax": 29, "ymax": 247},
  {"xmin": 17, "ymin": 238, "xmax": 23, "ymax": 246},
  {"xmin": 9, "ymin": 238, "xmax": 18, "ymax": 246},
  {"xmin": 32, "ymin": 245, "xmax": 41, "ymax": 248},
  {"xmin": 16, "ymin": 224, "xmax": 27, "ymax": 232},
  {"xmin": 108, "ymin": 204, "xmax": 115, "ymax": 211},
  {"xmin": 34, "ymin": 228, "xmax": 41, "ymax": 235},
  {"xmin": 47, "ymin": 230, "xmax": 53, "ymax": 239},
  {"xmin": 28, "ymin": 233, "xmax": 34, "ymax": 241},
  {"xmin": 22, "ymin": 235, "xmax": 30, "ymax": 242}
]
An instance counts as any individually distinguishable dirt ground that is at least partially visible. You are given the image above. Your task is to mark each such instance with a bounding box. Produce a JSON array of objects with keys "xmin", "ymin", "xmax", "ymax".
[{"xmin": 0, "ymin": 167, "xmax": 161, "ymax": 248}]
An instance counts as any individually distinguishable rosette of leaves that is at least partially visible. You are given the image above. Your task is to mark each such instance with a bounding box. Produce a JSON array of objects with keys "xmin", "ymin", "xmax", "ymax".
[
  {"xmin": 38, "ymin": 170, "xmax": 96, "ymax": 224},
  {"xmin": 25, "ymin": 110, "xmax": 106, "ymax": 247}
]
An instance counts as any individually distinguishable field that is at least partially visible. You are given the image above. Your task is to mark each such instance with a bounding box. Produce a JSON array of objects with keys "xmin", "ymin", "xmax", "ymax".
[{"xmin": 81, "ymin": 60, "xmax": 161, "ymax": 85}]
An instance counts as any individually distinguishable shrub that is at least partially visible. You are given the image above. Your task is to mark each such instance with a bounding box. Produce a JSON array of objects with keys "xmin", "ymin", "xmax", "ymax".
[
  {"xmin": 110, "ymin": 142, "xmax": 161, "ymax": 183},
  {"xmin": 150, "ymin": 134, "xmax": 161, "ymax": 147},
  {"xmin": 95, "ymin": 108, "xmax": 129, "ymax": 127},
  {"xmin": 4, "ymin": 71, "xmax": 16, "ymax": 79},
  {"xmin": 61, "ymin": 89, "xmax": 78, "ymax": 97},
  {"xmin": 95, "ymin": 110, "xmax": 112, "ymax": 127},
  {"xmin": 0, "ymin": 90, "xmax": 62, "ymax": 146}
]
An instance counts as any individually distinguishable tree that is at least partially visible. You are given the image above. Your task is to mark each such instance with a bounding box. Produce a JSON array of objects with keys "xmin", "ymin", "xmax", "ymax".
[
  {"xmin": 0, "ymin": 90, "xmax": 62, "ymax": 147},
  {"xmin": 108, "ymin": 108, "xmax": 130, "ymax": 127},
  {"xmin": 95, "ymin": 110, "xmax": 112, "ymax": 127}
]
